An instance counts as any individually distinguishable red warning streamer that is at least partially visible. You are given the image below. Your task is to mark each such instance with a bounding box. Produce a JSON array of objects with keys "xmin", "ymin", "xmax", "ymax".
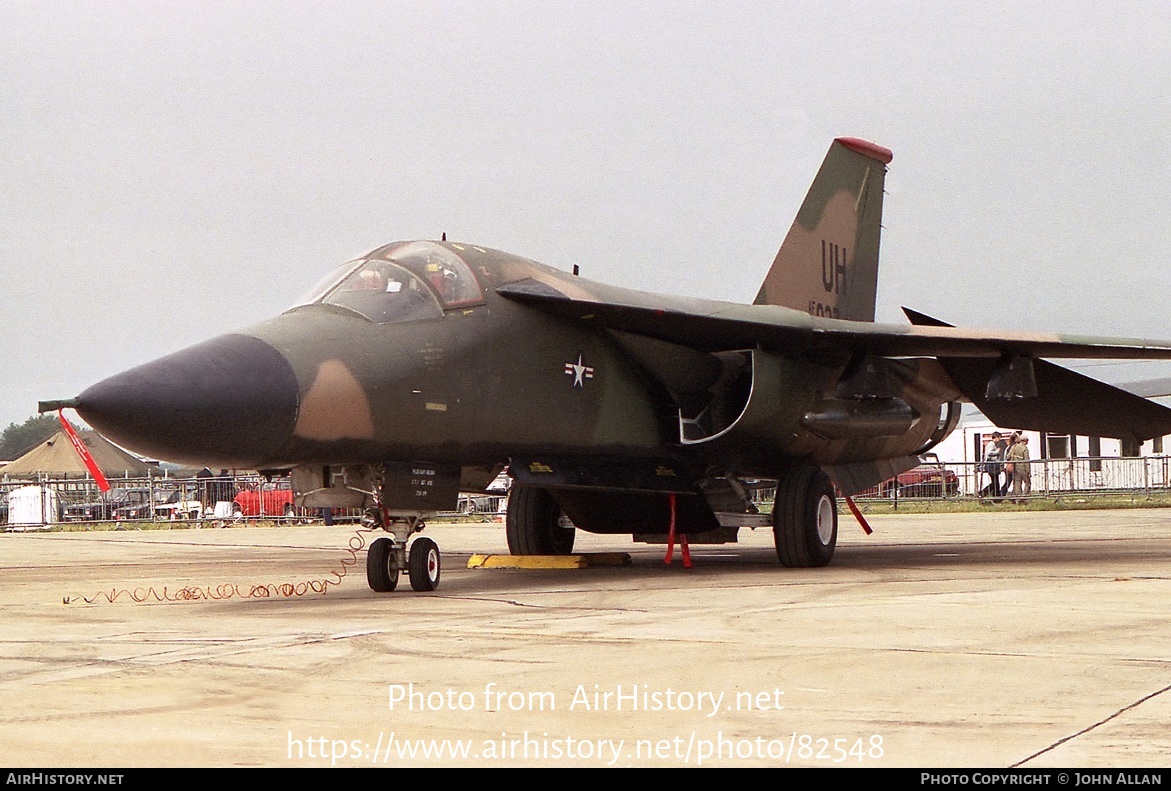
[
  {"xmin": 58, "ymin": 410, "xmax": 110, "ymax": 493},
  {"xmin": 844, "ymin": 495, "xmax": 873, "ymax": 535}
]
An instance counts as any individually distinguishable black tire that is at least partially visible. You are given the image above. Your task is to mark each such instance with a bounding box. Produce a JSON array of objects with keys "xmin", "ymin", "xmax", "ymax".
[
  {"xmin": 408, "ymin": 537, "xmax": 441, "ymax": 592},
  {"xmin": 773, "ymin": 467, "xmax": 837, "ymax": 568},
  {"xmin": 506, "ymin": 486, "xmax": 575, "ymax": 555},
  {"xmin": 366, "ymin": 536, "xmax": 399, "ymax": 592}
]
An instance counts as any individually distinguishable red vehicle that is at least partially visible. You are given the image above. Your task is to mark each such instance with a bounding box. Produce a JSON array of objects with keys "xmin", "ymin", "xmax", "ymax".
[
  {"xmin": 233, "ymin": 481, "xmax": 297, "ymax": 518},
  {"xmin": 860, "ymin": 453, "xmax": 960, "ymax": 498}
]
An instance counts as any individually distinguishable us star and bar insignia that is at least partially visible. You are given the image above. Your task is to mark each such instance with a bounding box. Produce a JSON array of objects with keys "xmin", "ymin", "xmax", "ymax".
[{"xmin": 564, "ymin": 353, "xmax": 595, "ymax": 388}]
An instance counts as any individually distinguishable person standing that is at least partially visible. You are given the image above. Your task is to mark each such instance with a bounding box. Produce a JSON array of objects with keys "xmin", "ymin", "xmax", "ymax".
[
  {"xmin": 196, "ymin": 467, "xmax": 213, "ymax": 512},
  {"xmin": 980, "ymin": 432, "xmax": 1005, "ymax": 500},
  {"xmin": 1006, "ymin": 435, "xmax": 1031, "ymax": 503}
]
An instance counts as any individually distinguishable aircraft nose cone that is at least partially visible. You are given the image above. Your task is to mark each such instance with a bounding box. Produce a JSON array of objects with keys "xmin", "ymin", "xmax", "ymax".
[{"xmin": 76, "ymin": 334, "xmax": 299, "ymax": 467}]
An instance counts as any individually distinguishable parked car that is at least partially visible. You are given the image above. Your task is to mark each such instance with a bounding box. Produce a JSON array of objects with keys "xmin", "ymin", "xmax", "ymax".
[
  {"xmin": 233, "ymin": 481, "xmax": 297, "ymax": 518},
  {"xmin": 859, "ymin": 453, "xmax": 960, "ymax": 498},
  {"xmin": 115, "ymin": 488, "xmax": 182, "ymax": 520},
  {"xmin": 64, "ymin": 487, "xmax": 155, "ymax": 521},
  {"xmin": 145, "ymin": 487, "xmax": 206, "ymax": 520}
]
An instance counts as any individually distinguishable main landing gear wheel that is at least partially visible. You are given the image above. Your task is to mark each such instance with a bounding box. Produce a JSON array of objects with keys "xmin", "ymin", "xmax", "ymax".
[
  {"xmin": 366, "ymin": 536, "xmax": 400, "ymax": 592},
  {"xmin": 773, "ymin": 467, "xmax": 837, "ymax": 568},
  {"xmin": 506, "ymin": 486, "xmax": 575, "ymax": 555},
  {"xmin": 408, "ymin": 537, "xmax": 441, "ymax": 591}
]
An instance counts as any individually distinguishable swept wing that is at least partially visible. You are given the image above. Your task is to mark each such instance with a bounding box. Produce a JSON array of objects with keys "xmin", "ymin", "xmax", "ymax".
[{"xmin": 498, "ymin": 278, "xmax": 1171, "ymax": 361}]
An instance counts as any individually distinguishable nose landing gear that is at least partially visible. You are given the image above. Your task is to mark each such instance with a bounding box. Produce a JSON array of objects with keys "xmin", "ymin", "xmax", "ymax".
[{"xmin": 364, "ymin": 512, "xmax": 442, "ymax": 593}]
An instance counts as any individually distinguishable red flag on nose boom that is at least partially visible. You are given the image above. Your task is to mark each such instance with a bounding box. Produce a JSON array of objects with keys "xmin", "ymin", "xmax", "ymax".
[{"xmin": 58, "ymin": 411, "xmax": 110, "ymax": 493}]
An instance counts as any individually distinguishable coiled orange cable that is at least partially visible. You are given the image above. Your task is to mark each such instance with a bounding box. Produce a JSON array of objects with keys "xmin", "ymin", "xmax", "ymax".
[{"xmin": 64, "ymin": 526, "xmax": 378, "ymax": 605}]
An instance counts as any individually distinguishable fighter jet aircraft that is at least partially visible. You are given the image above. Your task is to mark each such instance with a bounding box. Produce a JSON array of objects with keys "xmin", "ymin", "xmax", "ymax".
[{"xmin": 42, "ymin": 137, "xmax": 1171, "ymax": 593}]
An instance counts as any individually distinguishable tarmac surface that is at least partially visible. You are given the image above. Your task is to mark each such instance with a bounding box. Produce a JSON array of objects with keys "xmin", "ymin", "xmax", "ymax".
[{"xmin": 3, "ymin": 508, "xmax": 1171, "ymax": 767}]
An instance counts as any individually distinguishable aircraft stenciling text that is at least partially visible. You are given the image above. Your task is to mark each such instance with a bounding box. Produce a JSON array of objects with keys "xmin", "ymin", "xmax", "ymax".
[
  {"xmin": 821, "ymin": 240, "xmax": 847, "ymax": 296},
  {"xmin": 808, "ymin": 300, "xmax": 841, "ymax": 318}
]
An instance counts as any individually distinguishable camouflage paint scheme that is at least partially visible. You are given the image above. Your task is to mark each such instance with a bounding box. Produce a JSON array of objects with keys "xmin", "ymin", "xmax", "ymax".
[
  {"xmin": 52, "ymin": 138, "xmax": 1171, "ymax": 567},
  {"xmin": 755, "ymin": 137, "xmax": 888, "ymax": 320}
]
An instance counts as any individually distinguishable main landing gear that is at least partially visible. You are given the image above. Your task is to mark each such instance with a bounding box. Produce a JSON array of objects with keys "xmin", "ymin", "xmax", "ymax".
[
  {"xmin": 772, "ymin": 466, "xmax": 837, "ymax": 568},
  {"xmin": 365, "ymin": 515, "xmax": 442, "ymax": 592},
  {"xmin": 506, "ymin": 485, "xmax": 576, "ymax": 555}
]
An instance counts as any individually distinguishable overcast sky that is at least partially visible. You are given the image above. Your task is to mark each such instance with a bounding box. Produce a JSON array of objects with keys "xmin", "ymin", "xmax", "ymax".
[{"xmin": 4, "ymin": 1, "xmax": 1171, "ymax": 433}]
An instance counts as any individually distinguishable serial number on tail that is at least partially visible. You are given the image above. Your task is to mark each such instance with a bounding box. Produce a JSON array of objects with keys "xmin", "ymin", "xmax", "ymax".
[{"xmin": 808, "ymin": 300, "xmax": 841, "ymax": 318}]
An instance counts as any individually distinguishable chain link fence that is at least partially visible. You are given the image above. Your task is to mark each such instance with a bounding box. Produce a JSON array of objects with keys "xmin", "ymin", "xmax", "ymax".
[
  {"xmin": 0, "ymin": 470, "xmax": 510, "ymax": 528},
  {"xmin": 850, "ymin": 456, "xmax": 1171, "ymax": 503},
  {"xmin": 5, "ymin": 456, "xmax": 1171, "ymax": 527},
  {"xmin": 0, "ymin": 473, "xmax": 336, "ymax": 528},
  {"xmin": 743, "ymin": 457, "xmax": 1171, "ymax": 508}
]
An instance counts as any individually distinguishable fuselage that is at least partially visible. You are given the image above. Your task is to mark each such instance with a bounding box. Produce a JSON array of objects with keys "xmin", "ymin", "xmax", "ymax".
[{"xmin": 75, "ymin": 240, "xmax": 957, "ymax": 481}]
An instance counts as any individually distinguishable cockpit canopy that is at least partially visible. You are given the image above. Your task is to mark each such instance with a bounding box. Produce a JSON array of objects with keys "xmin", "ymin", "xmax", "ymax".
[{"xmin": 290, "ymin": 241, "xmax": 483, "ymax": 324}]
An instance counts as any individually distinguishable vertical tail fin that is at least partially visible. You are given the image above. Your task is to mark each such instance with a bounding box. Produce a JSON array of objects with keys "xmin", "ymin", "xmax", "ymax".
[{"xmin": 754, "ymin": 137, "xmax": 891, "ymax": 322}]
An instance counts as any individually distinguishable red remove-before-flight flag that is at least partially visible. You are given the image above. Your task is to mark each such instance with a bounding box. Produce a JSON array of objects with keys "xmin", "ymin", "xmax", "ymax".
[{"xmin": 58, "ymin": 411, "xmax": 110, "ymax": 492}]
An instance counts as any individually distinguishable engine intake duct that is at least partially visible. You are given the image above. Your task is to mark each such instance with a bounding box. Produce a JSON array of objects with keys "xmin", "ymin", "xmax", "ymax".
[{"xmin": 801, "ymin": 398, "xmax": 917, "ymax": 439}]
